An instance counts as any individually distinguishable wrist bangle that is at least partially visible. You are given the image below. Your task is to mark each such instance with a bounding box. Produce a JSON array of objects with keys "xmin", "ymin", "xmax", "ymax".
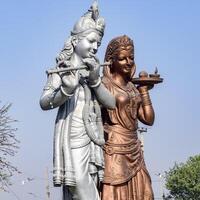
[
  {"xmin": 140, "ymin": 93, "xmax": 149, "ymax": 98},
  {"xmin": 140, "ymin": 91, "xmax": 149, "ymax": 95},
  {"xmin": 60, "ymin": 86, "xmax": 74, "ymax": 97},
  {"xmin": 141, "ymin": 93, "xmax": 152, "ymax": 106},
  {"xmin": 142, "ymin": 98, "xmax": 152, "ymax": 106},
  {"xmin": 89, "ymin": 77, "xmax": 101, "ymax": 88}
]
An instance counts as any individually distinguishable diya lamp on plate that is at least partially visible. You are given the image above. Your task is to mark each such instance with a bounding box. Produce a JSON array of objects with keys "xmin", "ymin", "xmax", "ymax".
[{"xmin": 132, "ymin": 67, "xmax": 163, "ymax": 86}]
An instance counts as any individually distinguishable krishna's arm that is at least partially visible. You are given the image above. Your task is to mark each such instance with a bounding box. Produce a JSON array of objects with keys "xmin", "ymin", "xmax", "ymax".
[{"xmin": 91, "ymin": 81, "xmax": 116, "ymax": 109}]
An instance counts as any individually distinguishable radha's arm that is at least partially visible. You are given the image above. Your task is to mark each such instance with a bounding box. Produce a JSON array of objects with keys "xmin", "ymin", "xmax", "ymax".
[
  {"xmin": 84, "ymin": 58, "xmax": 116, "ymax": 110},
  {"xmin": 137, "ymin": 86, "xmax": 155, "ymax": 126}
]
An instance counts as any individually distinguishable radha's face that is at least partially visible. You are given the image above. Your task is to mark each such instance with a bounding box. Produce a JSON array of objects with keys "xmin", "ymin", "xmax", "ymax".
[
  {"xmin": 112, "ymin": 45, "xmax": 135, "ymax": 77},
  {"xmin": 74, "ymin": 31, "xmax": 101, "ymax": 59}
]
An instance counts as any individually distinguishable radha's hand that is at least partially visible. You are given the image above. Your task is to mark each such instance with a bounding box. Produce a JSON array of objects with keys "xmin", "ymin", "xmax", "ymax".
[{"xmin": 137, "ymin": 85, "xmax": 154, "ymax": 94}]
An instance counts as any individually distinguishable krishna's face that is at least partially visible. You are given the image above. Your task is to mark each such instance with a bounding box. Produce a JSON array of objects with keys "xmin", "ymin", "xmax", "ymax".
[{"xmin": 74, "ymin": 31, "xmax": 101, "ymax": 59}]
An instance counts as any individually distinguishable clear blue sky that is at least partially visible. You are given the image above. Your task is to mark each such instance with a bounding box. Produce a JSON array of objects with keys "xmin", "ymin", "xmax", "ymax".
[{"xmin": 1, "ymin": 0, "xmax": 200, "ymax": 199}]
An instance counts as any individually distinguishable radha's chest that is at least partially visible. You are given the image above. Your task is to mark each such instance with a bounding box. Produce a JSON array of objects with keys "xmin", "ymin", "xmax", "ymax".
[{"xmin": 115, "ymin": 84, "xmax": 141, "ymax": 111}]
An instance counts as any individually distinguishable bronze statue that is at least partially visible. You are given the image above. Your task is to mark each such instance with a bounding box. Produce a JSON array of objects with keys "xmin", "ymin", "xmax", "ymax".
[{"xmin": 100, "ymin": 35, "xmax": 160, "ymax": 200}]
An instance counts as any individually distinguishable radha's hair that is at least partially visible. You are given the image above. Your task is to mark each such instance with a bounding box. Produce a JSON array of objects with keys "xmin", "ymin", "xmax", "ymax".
[{"xmin": 103, "ymin": 35, "xmax": 136, "ymax": 79}]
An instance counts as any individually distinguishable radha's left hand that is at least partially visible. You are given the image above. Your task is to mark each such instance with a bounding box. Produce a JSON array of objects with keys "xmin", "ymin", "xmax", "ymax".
[{"xmin": 137, "ymin": 85, "xmax": 154, "ymax": 94}]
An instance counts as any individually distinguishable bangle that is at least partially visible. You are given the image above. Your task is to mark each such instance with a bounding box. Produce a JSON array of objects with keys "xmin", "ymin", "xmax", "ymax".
[
  {"xmin": 89, "ymin": 77, "xmax": 101, "ymax": 88},
  {"xmin": 140, "ymin": 93, "xmax": 149, "ymax": 98},
  {"xmin": 60, "ymin": 86, "xmax": 74, "ymax": 97},
  {"xmin": 141, "ymin": 93, "xmax": 152, "ymax": 106},
  {"xmin": 140, "ymin": 91, "xmax": 149, "ymax": 96}
]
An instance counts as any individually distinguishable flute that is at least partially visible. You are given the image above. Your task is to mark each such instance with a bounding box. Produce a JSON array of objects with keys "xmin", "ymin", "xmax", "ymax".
[{"xmin": 46, "ymin": 61, "xmax": 111, "ymax": 75}]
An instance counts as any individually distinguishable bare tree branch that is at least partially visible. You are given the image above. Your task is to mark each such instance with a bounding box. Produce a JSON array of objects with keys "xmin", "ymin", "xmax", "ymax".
[{"xmin": 0, "ymin": 103, "xmax": 20, "ymax": 191}]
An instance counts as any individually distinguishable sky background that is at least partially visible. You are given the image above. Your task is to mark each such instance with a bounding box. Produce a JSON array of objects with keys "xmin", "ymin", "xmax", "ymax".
[{"xmin": 0, "ymin": 0, "xmax": 200, "ymax": 199}]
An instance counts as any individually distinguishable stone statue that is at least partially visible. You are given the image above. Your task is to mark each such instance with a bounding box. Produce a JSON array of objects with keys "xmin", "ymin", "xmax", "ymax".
[
  {"xmin": 100, "ymin": 35, "xmax": 156, "ymax": 200},
  {"xmin": 40, "ymin": 2, "xmax": 115, "ymax": 200}
]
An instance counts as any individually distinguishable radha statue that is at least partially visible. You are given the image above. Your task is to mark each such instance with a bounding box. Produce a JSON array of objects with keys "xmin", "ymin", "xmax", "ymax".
[
  {"xmin": 101, "ymin": 35, "xmax": 154, "ymax": 200},
  {"xmin": 40, "ymin": 2, "xmax": 115, "ymax": 200}
]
